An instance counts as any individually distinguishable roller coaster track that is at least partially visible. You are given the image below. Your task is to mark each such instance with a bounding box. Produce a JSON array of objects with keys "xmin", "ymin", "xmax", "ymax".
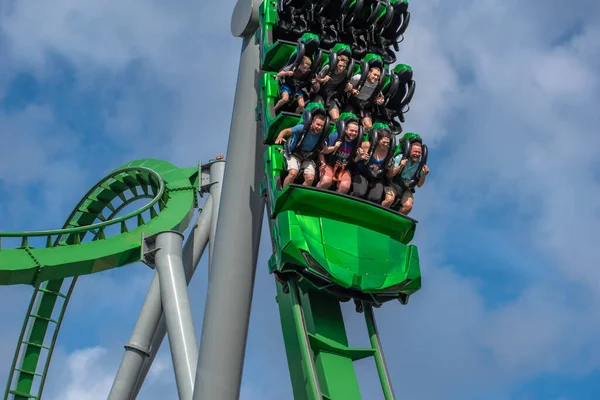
[{"xmin": 2, "ymin": 158, "xmax": 200, "ymax": 400}]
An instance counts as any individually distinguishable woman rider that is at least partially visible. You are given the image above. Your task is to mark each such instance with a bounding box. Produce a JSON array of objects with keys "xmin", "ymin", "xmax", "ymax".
[{"xmin": 350, "ymin": 129, "xmax": 395, "ymax": 205}]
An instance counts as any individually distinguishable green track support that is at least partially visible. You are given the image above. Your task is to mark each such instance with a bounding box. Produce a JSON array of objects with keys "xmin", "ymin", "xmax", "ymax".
[{"xmin": 277, "ymin": 279, "xmax": 396, "ymax": 400}]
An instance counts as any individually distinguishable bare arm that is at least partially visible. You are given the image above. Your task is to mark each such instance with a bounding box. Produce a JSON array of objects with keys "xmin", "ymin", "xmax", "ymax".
[
  {"xmin": 276, "ymin": 69, "xmax": 294, "ymax": 78},
  {"xmin": 416, "ymin": 165, "xmax": 430, "ymax": 187},
  {"xmin": 315, "ymin": 65, "xmax": 331, "ymax": 83},
  {"xmin": 388, "ymin": 158, "xmax": 407, "ymax": 177},
  {"xmin": 345, "ymin": 74, "xmax": 361, "ymax": 94},
  {"xmin": 321, "ymin": 140, "xmax": 342, "ymax": 154},
  {"xmin": 275, "ymin": 128, "xmax": 293, "ymax": 144}
]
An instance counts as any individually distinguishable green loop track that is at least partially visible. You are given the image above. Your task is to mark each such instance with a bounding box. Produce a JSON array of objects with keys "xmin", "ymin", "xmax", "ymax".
[{"xmin": 2, "ymin": 158, "xmax": 200, "ymax": 400}]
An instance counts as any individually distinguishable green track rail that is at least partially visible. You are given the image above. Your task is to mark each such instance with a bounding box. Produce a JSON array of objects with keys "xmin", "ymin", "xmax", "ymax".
[
  {"xmin": 2, "ymin": 158, "xmax": 200, "ymax": 400},
  {"xmin": 276, "ymin": 280, "xmax": 396, "ymax": 400}
]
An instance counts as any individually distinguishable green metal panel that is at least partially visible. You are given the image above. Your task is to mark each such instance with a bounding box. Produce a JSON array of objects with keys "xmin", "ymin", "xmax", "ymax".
[
  {"xmin": 301, "ymin": 290, "xmax": 363, "ymax": 400},
  {"xmin": 276, "ymin": 280, "xmax": 315, "ymax": 400}
]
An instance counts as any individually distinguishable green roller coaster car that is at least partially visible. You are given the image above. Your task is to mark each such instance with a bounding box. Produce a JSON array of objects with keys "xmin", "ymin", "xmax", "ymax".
[{"xmin": 262, "ymin": 146, "xmax": 421, "ymax": 305}]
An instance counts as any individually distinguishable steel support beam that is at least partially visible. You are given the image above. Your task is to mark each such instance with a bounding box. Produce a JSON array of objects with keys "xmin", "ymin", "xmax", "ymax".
[
  {"xmin": 154, "ymin": 231, "xmax": 198, "ymax": 400},
  {"xmin": 192, "ymin": 0, "xmax": 264, "ymax": 398},
  {"xmin": 130, "ymin": 160, "xmax": 226, "ymax": 399},
  {"xmin": 208, "ymin": 160, "xmax": 225, "ymax": 266},
  {"xmin": 108, "ymin": 198, "xmax": 214, "ymax": 400}
]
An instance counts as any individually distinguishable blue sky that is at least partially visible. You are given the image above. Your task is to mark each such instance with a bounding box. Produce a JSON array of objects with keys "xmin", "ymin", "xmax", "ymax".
[{"xmin": 1, "ymin": 0, "xmax": 599, "ymax": 399}]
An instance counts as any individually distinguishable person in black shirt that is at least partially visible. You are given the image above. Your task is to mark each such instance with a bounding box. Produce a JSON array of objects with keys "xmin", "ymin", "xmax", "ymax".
[{"xmin": 313, "ymin": 54, "xmax": 352, "ymax": 122}]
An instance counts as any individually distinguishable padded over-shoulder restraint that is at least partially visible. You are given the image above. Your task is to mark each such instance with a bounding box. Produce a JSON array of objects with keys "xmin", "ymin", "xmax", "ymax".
[
  {"xmin": 277, "ymin": 0, "xmax": 312, "ymax": 35},
  {"xmin": 383, "ymin": 0, "xmax": 411, "ymax": 51},
  {"xmin": 386, "ymin": 64, "xmax": 416, "ymax": 122},
  {"xmin": 356, "ymin": 54, "xmax": 385, "ymax": 88},
  {"xmin": 324, "ymin": 43, "xmax": 356, "ymax": 81},
  {"xmin": 285, "ymin": 35, "xmax": 323, "ymax": 77},
  {"xmin": 331, "ymin": 114, "xmax": 364, "ymax": 160},
  {"xmin": 392, "ymin": 132, "xmax": 428, "ymax": 189},
  {"xmin": 286, "ymin": 103, "xmax": 331, "ymax": 156},
  {"xmin": 301, "ymin": 102, "xmax": 330, "ymax": 133}
]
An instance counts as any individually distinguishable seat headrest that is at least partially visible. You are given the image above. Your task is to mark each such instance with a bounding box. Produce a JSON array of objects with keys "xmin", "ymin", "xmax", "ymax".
[
  {"xmin": 402, "ymin": 132, "xmax": 422, "ymax": 144},
  {"xmin": 331, "ymin": 43, "xmax": 352, "ymax": 58},
  {"xmin": 301, "ymin": 103, "xmax": 329, "ymax": 132}
]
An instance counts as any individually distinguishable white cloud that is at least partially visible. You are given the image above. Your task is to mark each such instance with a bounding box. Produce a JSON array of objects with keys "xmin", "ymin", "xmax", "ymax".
[
  {"xmin": 56, "ymin": 347, "xmax": 114, "ymax": 400},
  {"xmin": 40, "ymin": 345, "xmax": 178, "ymax": 400}
]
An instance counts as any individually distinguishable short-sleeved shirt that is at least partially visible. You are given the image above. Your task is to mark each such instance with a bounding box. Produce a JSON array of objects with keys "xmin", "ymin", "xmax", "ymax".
[
  {"xmin": 326, "ymin": 130, "xmax": 358, "ymax": 165},
  {"xmin": 349, "ymin": 74, "xmax": 378, "ymax": 101},
  {"xmin": 357, "ymin": 154, "xmax": 387, "ymax": 179},
  {"xmin": 392, "ymin": 153, "xmax": 420, "ymax": 181},
  {"xmin": 286, "ymin": 124, "xmax": 322, "ymax": 154},
  {"xmin": 282, "ymin": 64, "xmax": 310, "ymax": 90},
  {"xmin": 318, "ymin": 65, "xmax": 348, "ymax": 94}
]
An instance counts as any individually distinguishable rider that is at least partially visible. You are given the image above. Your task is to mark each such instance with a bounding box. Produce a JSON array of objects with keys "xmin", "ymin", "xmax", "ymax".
[
  {"xmin": 317, "ymin": 118, "xmax": 367, "ymax": 194},
  {"xmin": 313, "ymin": 46, "xmax": 354, "ymax": 122},
  {"xmin": 385, "ymin": 140, "xmax": 430, "ymax": 213},
  {"xmin": 275, "ymin": 56, "xmax": 315, "ymax": 114},
  {"xmin": 350, "ymin": 128, "xmax": 395, "ymax": 205},
  {"xmin": 344, "ymin": 66, "xmax": 385, "ymax": 132},
  {"xmin": 274, "ymin": 113, "xmax": 327, "ymax": 188}
]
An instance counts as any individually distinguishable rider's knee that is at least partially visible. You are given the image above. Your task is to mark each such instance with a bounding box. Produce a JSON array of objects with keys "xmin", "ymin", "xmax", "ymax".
[
  {"xmin": 320, "ymin": 176, "xmax": 333, "ymax": 187},
  {"xmin": 304, "ymin": 174, "xmax": 315, "ymax": 185},
  {"xmin": 401, "ymin": 202, "xmax": 413, "ymax": 214}
]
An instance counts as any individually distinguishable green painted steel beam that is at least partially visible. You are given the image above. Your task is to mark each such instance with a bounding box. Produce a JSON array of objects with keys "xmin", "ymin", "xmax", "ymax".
[{"xmin": 0, "ymin": 159, "xmax": 198, "ymax": 286}]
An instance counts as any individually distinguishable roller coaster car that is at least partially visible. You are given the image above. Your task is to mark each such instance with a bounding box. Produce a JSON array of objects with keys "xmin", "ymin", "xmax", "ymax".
[{"xmin": 261, "ymin": 114, "xmax": 422, "ymax": 306}]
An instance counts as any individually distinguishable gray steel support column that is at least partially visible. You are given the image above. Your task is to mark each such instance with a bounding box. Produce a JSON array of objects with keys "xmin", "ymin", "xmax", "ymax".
[
  {"xmin": 108, "ymin": 198, "xmax": 213, "ymax": 400},
  {"xmin": 192, "ymin": 0, "xmax": 264, "ymax": 398},
  {"xmin": 208, "ymin": 160, "xmax": 225, "ymax": 265},
  {"xmin": 155, "ymin": 231, "xmax": 198, "ymax": 400},
  {"xmin": 130, "ymin": 161, "xmax": 226, "ymax": 399},
  {"xmin": 107, "ymin": 273, "xmax": 162, "ymax": 400}
]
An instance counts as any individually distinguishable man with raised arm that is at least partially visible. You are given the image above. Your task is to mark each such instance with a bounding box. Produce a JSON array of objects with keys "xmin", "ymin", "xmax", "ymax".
[
  {"xmin": 386, "ymin": 141, "xmax": 430, "ymax": 214},
  {"xmin": 275, "ymin": 114, "xmax": 327, "ymax": 188},
  {"xmin": 274, "ymin": 56, "xmax": 315, "ymax": 114}
]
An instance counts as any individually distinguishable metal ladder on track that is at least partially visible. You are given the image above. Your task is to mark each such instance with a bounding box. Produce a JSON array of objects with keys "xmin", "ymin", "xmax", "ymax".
[
  {"xmin": 281, "ymin": 279, "xmax": 396, "ymax": 400},
  {"xmin": 4, "ymin": 277, "xmax": 76, "ymax": 400}
]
